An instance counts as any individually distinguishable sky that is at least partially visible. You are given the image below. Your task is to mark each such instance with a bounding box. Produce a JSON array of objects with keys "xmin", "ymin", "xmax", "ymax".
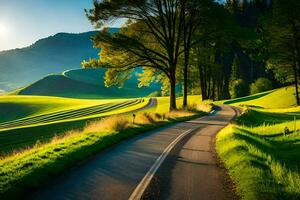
[{"xmin": 0, "ymin": 0, "xmax": 121, "ymax": 51}]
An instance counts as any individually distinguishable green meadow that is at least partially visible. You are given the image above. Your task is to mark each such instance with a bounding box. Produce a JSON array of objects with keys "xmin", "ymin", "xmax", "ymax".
[
  {"xmin": 0, "ymin": 95, "xmax": 148, "ymax": 154},
  {"xmin": 216, "ymin": 86, "xmax": 300, "ymax": 200},
  {"xmin": 0, "ymin": 94, "xmax": 208, "ymax": 199},
  {"xmin": 1, "ymin": 0, "xmax": 300, "ymax": 199}
]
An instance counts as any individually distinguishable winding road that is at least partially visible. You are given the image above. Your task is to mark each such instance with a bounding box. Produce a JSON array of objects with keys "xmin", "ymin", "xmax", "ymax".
[{"xmin": 30, "ymin": 105, "xmax": 239, "ymax": 200}]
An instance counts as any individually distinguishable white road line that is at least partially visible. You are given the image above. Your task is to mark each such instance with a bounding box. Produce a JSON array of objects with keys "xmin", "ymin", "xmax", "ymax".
[
  {"xmin": 128, "ymin": 128, "xmax": 195, "ymax": 200},
  {"xmin": 128, "ymin": 107, "xmax": 218, "ymax": 200}
]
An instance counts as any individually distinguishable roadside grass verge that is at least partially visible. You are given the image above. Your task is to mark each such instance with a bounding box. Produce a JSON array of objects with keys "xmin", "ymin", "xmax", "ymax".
[
  {"xmin": 154, "ymin": 95, "xmax": 202, "ymax": 113},
  {"xmin": 0, "ymin": 103, "xmax": 210, "ymax": 199},
  {"xmin": 216, "ymin": 107, "xmax": 300, "ymax": 200}
]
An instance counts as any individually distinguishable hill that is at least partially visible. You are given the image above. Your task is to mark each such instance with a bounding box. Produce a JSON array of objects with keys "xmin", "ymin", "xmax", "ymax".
[
  {"xmin": 0, "ymin": 28, "xmax": 118, "ymax": 92},
  {"xmin": 16, "ymin": 68, "xmax": 161, "ymax": 99},
  {"xmin": 222, "ymin": 86, "xmax": 297, "ymax": 108},
  {"xmin": 217, "ymin": 86, "xmax": 300, "ymax": 200},
  {"xmin": 0, "ymin": 95, "xmax": 147, "ymax": 153}
]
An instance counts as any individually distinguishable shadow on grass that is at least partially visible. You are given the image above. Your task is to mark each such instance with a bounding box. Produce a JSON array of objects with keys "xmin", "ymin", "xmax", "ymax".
[
  {"xmin": 223, "ymin": 91, "xmax": 272, "ymax": 105},
  {"xmin": 220, "ymin": 127, "xmax": 300, "ymax": 200},
  {"xmin": 238, "ymin": 127, "xmax": 300, "ymax": 165},
  {"xmin": 237, "ymin": 109, "xmax": 298, "ymax": 127}
]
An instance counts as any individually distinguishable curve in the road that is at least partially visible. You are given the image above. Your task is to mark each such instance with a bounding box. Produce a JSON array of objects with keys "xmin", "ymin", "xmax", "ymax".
[{"xmin": 30, "ymin": 105, "xmax": 237, "ymax": 200}]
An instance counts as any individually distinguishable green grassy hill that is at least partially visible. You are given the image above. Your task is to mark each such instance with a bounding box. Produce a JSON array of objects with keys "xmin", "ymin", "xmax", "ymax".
[
  {"xmin": 15, "ymin": 68, "xmax": 161, "ymax": 99},
  {"xmin": 0, "ymin": 95, "xmax": 129, "ymax": 123},
  {"xmin": 217, "ymin": 86, "xmax": 300, "ymax": 200},
  {"xmin": 0, "ymin": 95, "xmax": 148, "ymax": 154},
  {"xmin": 222, "ymin": 86, "xmax": 297, "ymax": 108}
]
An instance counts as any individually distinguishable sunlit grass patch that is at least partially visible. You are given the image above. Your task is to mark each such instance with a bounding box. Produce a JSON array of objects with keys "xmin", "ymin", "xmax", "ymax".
[
  {"xmin": 190, "ymin": 100, "xmax": 214, "ymax": 113},
  {"xmin": 0, "ymin": 95, "xmax": 125, "ymax": 123},
  {"xmin": 0, "ymin": 106, "xmax": 207, "ymax": 199},
  {"xmin": 165, "ymin": 110, "xmax": 195, "ymax": 119},
  {"xmin": 221, "ymin": 86, "xmax": 297, "ymax": 109},
  {"xmin": 85, "ymin": 115, "xmax": 131, "ymax": 132},
  {"xmin": 155, "ymin": 95, "xmax": 202, "ymax": 113},
  {"xmin": 0, "ymin": 98, "xmax": 147, "ymax": 154},
  {"xmin": 216, "ymin": 108, "xmax": 300, "ymax": 200}
]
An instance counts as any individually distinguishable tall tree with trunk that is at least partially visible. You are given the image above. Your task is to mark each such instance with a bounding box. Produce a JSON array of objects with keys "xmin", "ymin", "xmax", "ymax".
[
  {"xmin": 181, "ymin": 0, "xmax": 213, "ymax": 107},
  {"xmin": 264, "ymin": 0, "xmax": 300, "ymax": 105},
  {"xmin": 85, "ymin": 0, "xmax": 202, "ymax": 111},
  {"xmin": 223, "ymin": 0, "xmax": 271, "ymax": 95},
  {"xmin": 189, "ymin": 1, "xmax": 237, "ymax": 101}
]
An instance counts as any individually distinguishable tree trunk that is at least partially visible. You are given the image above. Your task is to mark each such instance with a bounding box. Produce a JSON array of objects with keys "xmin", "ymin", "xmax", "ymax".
[
  {"xmin": 293, "ymin": 69, "xmax": 299, "ymax": 106},
  {"xmin": 221, "ymin": 43, "xmax": 235, "ymax": 99},
  {"xmin": 207, "ymin": 67, "xmax": 211, "ymax": 99},
  {"xmin": 198, "ymin": 63, "xmax": 208, "ymax": 101},
  {"xmin": 169, "ymin": 73, "xmax": 177, "ymax": 111},
  {"xmin": 183, "ymin": 27, "xmax": 192, "ymax": 108},
  {"xmin": 183, "ymin": 62, "xmax": 188, "ymax": 108},
  {"xmin": 293, "ymin": 53, "xmax": 300, "ymax": 105},
  {"xmin": 212, "ymin": 78, "xmax": 216, "ymax": 101}
]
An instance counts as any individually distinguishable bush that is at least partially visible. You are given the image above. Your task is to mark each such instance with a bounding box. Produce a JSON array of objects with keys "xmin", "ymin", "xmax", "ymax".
[
  {"xmin": 85, "ymin": 115, "xmax": 131, "ymax": 132},
  {"xmin": 188, "ymin": 102, "xmax": 213, "ymax": 113},
  {"xmin": 250, "ymin": 78, "xmax": 273, "ymax": 95},
  {"xmin": 165, "ymin": 110, "xmax": 195, "ymax": 119},
  {"xmin": 135, "ymin": 113, "xmax": 158, "ymax": 124},
  {"xmin": 230, "ymin": 79, "xmax": 248, "ymax": 98}
]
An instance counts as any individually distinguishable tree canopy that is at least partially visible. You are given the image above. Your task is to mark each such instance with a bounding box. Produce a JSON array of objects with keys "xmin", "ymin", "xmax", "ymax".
[{"xmin": 83, "ymin": 0, "xmax": 300, "ymax": 107}]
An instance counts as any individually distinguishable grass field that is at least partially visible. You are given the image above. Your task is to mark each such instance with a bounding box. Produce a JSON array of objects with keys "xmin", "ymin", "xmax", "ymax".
[
  {"xmin": 222, "ymin": 86, "xmax": 296, "ymax": 108},
  {"xmin": 0, "ymin": 95, "xmax": 138, "ymax": 123},
  {"xmin": 0, "ymin": 94, "xmax": 203, "ymax": 154},
  {"xmin": 216, "ymin": 86, "xmax": 300, "ymax": 200},
  {"xmin": 0, "ymin": 95, "xmax": 148, "ymax": 154},
  {"xmin": 0, "ymin": 97, "xmax": 209, "ymax": 199}
]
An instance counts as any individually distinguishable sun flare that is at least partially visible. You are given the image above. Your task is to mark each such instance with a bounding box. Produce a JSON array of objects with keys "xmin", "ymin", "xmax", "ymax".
[{"xmin": 0, "ymin": 23, "xmax": 9, "ymax": 36}]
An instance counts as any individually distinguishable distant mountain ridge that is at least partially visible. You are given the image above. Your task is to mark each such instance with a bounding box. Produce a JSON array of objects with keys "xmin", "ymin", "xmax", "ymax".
[{"xmin": 0, "ymin": 28, "xmax": 119, "ymax": 92}]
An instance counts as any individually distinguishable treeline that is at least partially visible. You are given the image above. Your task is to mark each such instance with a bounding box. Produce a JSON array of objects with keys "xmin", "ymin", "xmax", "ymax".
[{"xmin": 82, "ymin": 0, "xmax": 300, "ymax": 110}]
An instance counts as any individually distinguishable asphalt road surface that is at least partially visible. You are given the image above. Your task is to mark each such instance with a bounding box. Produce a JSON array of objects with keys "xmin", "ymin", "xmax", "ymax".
[
  {"xmin": 142, "ymin": 105, "xmax": 240, "ymax": 200},
  {"xmin": 125, "ymin": 98, "xmax": 157, "ymax": 114},
  {"xmin": 31, "ymin": 105, "xmax": 238, "ymax": 200}
]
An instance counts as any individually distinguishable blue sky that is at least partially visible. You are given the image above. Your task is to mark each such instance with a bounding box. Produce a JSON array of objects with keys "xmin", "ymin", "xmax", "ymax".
[{"xmin": 0, "ymin": 0, "xmax": 121, "ymax": 51}]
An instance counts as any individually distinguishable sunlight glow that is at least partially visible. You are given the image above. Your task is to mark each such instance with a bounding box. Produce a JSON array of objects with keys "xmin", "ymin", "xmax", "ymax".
[{"xmin": 0, "ymin": 23, "xmax": 9, "ymax": 37}]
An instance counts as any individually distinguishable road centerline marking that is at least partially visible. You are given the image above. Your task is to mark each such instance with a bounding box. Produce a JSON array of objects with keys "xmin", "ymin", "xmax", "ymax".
[{"xmin": 128, "ymin": 127, "xmax": 197, "ymax": 200}]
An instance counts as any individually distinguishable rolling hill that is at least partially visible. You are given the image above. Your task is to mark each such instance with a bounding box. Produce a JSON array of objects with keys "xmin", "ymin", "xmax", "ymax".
[
  {"xmin": 222, "ymin": 86, "xmax": 297, "ymax": 108},
  {"xmin": 0, "ymin": 28, "xmax": 118, "ymax": 92},
  {"xmin": 15, "ymin": 68, "xmax": 161, "ymax": 99},
  {"xmin": 0, "ymin": 95, "xmax": 148, "ymax": 153}
]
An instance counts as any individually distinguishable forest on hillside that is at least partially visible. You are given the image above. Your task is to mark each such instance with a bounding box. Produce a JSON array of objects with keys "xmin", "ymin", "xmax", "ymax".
[{"xmin": 82, "ymin": 0, "xmax": 300, "ymax": 110}]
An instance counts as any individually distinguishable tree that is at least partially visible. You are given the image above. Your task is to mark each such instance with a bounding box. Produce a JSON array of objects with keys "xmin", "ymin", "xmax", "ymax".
[
  {"xmin": 223, "ymin": 0, "xmax": 271, "ymax": 98},
  {"xmin": 189, "ymin": 1, "xmax": 240, "ymax": 101},
  {"xmin": 85, "ymin": 0, "xmax": 205, "ymax": 111},
  {"xmin": 229, "ymin": 79, "xmax": 248, "ymax": 98},
  {"xmin": 181, "ymin": 0, "xmax": 214, "ymax": 107},
  {"xmin": 250, "ymin": 77, "xmax": 273, "ymax": 94},
  {"xmin": 264, "ymin": 0, "xmax": 300, "ymax": 105}
]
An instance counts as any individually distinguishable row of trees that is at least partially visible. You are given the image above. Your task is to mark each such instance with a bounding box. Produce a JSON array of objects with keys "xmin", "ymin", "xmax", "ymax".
[
  {"xmin": 82, "ymin": 0, "xmax": 300, "ymax": 110},
  {"xmin": 266, "ymin": 0, "xmax": 300, "ymax": 105}
]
